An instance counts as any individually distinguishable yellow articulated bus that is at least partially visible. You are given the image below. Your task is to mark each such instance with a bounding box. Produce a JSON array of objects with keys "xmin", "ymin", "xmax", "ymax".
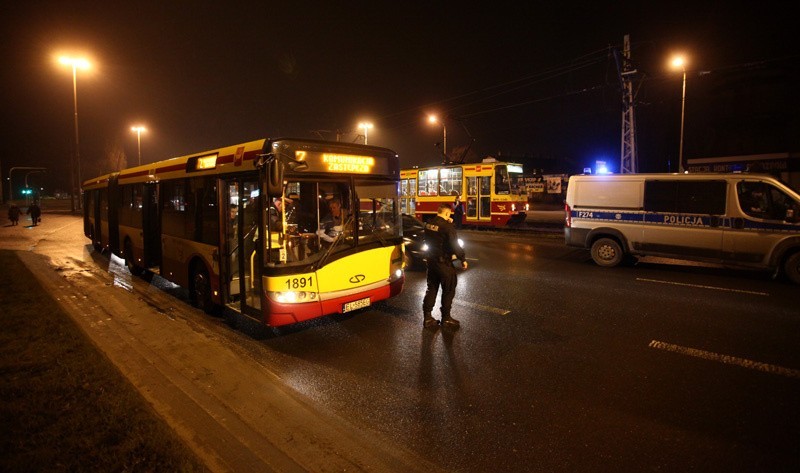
[
  {"xmin": 83, "ymin": 138, "xmax": 405, "ymax": 326},
  {"xmin": 401, "ymin": 159, "xmax": 528, "ymax": 226}
]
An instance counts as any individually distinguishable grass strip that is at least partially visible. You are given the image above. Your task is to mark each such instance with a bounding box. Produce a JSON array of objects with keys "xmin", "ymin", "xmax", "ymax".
[{"xmin": 0, "ymin": 250, "xmax": 208, "ymax": 472}]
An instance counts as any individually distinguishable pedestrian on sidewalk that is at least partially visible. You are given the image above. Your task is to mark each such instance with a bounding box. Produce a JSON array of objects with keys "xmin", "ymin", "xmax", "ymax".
[
  {"xmin": 422, "ymin": 203, "xmax": 468, "ymax": 329},
  {"xmin": 27, "ymin": 201, "xmax": 41, "ymax": 226},
  {"xmin": 8, "ymin": 204, "xmax": 22, "ymax": 226}
]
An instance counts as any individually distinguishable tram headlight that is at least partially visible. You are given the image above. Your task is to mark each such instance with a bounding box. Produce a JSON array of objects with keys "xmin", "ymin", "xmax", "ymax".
[
  {"xmin": 511, "ymin": 203, "xmax": 516, "ymax": 212},
  {"xmin": 268, "ymin": 291, "xmax": 318, "ymax": 304}
]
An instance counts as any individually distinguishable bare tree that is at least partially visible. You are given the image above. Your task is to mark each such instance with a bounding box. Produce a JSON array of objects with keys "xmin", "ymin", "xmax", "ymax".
[{"xmin": 102, "ymin": 140, "xmax": 128, "ymax": 174}]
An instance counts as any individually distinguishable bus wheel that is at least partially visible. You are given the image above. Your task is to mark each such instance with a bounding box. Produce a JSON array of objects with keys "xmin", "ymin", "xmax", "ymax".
[
  {"xmin": 591, "ymin": 237, "xmax": 624, "ymax": 267},
  {"xmin": 784, "ymin": 251, "xmax": 800, "ymax": 284},
  {"xmin": 190, "ymin": 265, "xmax": 216, "ymax": 314},
  {"xmin": 124, "ymin": 240, "xmax": 145, "ymax": 276},
  {"xmin": 89, "ymin": 229, "xmax": 101, "ymax": 252}
]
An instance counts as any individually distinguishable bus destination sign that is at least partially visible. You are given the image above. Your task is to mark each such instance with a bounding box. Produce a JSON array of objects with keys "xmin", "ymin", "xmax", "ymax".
[{"xmin": 294, "ymin": 151, "xmax": 386, "ymax": 175}]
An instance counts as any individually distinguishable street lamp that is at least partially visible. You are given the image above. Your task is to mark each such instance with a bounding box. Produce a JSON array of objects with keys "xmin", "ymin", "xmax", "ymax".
[
  {"xmin": 671, "ymin": 55, "xmax": 687, "ymax": 173},
  {"xmin": 358, "ymin": 122, "xmax": 373, "ymax": 145},
  {"xmin": 427, "ymin": 115, "xmax": 447, "ymax": 163},
  {"xmin": 58, "ymin": 55, "xmax": 91, "ymax": 212},
  {"xmin": 131, "ymin": 126, "xmax": 146, "ymax": 166}
]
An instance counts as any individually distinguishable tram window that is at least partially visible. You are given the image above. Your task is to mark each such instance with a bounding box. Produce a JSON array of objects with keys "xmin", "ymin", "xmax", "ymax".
[
  {"xmin": 495, "ymin": 165, "xmax": 510, "ymax": 194},
  {"xmin": 439, "ymin": 167, "xmax": 463, "ymax": 196},
  {"xmin": 418, "ymin": 169, "xmax": 438, "ymax": 196},
  {"xmin": 480, "ymin": 176, "xmax": 491, "ymax": 194}
]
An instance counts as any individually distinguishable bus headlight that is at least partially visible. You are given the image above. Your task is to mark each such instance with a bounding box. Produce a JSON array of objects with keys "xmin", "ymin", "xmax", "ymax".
[
  {"xmin": 390, "ymin": 268, "xmax": 404, "ymax": 281},
  {"xmin": 268, "ymin": 291, "xmax": 318, "ymax": 303}
]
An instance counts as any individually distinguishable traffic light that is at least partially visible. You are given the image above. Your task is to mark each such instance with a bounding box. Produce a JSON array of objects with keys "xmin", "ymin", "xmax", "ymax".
[{"xmin": 21, "ymin": 188, "xmax": 32, "ymax": 195}]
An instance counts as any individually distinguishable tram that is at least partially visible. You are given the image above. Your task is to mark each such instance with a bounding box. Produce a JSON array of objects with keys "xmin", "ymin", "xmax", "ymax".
[{"xmin": 401, "ymin": 159, "xmax": 528, "ymax": 226}]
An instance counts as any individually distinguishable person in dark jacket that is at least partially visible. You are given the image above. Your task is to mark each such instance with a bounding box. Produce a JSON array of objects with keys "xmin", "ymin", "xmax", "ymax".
[
  {"xmin": 8, "ymin": 204, "xmax": 22, "ymax": 226},
  {"xmin": 26, "ymin": 202, "xmax": 41, "ymax": 226},
  {"xmin": 452, "ymin": 196, "xmax": 464, "ymax": 229},
  {"xmin": 422, "ymin": 203, "xmax": 468, "ymax": 329}
]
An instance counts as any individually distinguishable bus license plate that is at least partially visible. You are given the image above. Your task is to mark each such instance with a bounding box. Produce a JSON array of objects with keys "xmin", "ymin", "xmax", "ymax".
[{"xmin": 342, "ymin": 297, "xmax": 370, "ymax": 313}]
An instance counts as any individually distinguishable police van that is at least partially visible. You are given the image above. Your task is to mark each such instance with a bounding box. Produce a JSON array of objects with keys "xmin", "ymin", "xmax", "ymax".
[{"xmin": 564, "ymin": 173, "xmax": 800, "ymax": 283}]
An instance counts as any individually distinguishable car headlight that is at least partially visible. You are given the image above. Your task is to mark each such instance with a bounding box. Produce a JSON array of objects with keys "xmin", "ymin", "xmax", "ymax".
[{"xmin": 458, "ymin": 238, "xmax": 464, "ymax": 248}]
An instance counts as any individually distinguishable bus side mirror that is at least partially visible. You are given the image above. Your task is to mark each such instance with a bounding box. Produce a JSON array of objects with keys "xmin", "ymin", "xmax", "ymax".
[{"xmin": 266, "ymin": 157, "xmax": 283, "ymax": 198}]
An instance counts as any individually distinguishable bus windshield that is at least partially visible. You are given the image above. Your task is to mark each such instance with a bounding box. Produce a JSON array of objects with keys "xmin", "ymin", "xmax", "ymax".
[{"xmin": 266, "ymin": 179, "xmax": 400, "ymax": 267}]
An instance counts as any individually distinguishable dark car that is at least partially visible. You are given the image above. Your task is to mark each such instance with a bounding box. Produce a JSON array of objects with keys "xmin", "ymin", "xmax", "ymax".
[{"xmin": 402, "ymin": 213, "xmax": 427, "ymax": 268}]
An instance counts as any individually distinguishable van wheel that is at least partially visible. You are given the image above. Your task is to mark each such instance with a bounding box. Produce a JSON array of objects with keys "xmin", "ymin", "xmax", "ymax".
[
  {"xmin": 784, "ymin": 251, "xmax": 800, "ymax": 284},
  {"xmin": 591, "ymin": 238, "xmax": 624, "ymax": 267}
]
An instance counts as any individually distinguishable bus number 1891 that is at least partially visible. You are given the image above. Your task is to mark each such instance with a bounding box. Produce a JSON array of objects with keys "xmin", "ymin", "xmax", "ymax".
[{"xmin": 285, "ymin": 276, "xmax": 313, "ymax": 290}]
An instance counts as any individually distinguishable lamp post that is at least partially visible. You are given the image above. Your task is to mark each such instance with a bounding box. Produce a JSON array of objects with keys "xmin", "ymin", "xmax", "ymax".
[
  {"xmin": 671, "ymin": 55, "xmax": 687, "ymax": 173},
  {"xmin": 131, "ymin": 126, "xmax": 146, "ymax": 165},
  {"xmin": 59, "ymin": 56, "xmax": 90, "ymax": 212},
  {"xmin": 427, "ymin": 115, "xmax": 447, "ymax": 163},
  {"xmin": 358, "ymin": 122, "xmax": 373, "ymax": 145}
]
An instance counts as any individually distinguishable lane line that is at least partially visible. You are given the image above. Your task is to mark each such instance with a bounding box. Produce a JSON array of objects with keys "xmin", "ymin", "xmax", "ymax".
[
  {"xmin": 456, "ymin": 299, "xmax": 511, "ymax": 315},
  {"xmin": 636, "ymin": 277, "xmax": 769, "ymax": 296},
  {"xmin": 416, "ymin": 292, "xmax": 511, "ymax": 315},
  {"xmin": 649, "ymin": 340, "xmax": 800, "ymax": 379}
]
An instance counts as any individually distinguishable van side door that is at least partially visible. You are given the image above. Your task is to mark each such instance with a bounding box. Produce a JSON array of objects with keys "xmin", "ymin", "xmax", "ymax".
[{"xmin": 641, "ymin": 180, "xmax": 727, "ymax": 260}]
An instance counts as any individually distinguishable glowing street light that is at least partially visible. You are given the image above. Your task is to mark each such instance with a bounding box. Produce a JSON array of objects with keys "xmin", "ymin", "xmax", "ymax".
[
  {"xmin": 58, "ymin": 55, "xmax": 91, "ymax": 212},
  {"xmin": 130, "ymin": 126, "xmax": 146, "ymax": 166},
  {"xmin": 671, "ymin": 55, "xmax": 688, "ymax": 173},
  {"xmin": 427, "ymin": 114, "xmax": 447, "ymax": 163},
  {"xmin": 358, "ymin": 122, "xmax": 373, "ymax": 145}
]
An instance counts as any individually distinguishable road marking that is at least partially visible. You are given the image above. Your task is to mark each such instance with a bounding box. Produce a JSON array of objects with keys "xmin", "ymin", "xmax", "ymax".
[
  {"xmin": 636, "ymin": 278, "xmax": 769, "ymax": 296},
  {"xmin": 416, "ymin": 292, "xmax": 510, "ymax": 315},
  {"xmin": 456, "ymin": 299, "xmax": 511, "ymax": 315},
  {"xmin": 649, "ymin": 340, "xmax": 800, "ymax": 379}
]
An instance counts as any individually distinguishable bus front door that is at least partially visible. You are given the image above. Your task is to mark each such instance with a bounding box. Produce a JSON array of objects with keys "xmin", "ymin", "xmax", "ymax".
[{"xmin": 224, "ymin": 178, "xmax": 262, "ymax": 317}]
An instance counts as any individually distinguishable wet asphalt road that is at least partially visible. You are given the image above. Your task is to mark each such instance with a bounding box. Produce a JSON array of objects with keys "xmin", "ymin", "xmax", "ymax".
[
  {"xmin": 7, "ymin": 213, "xmax": 799, "ymax": 472},
  {"xmin": 237, "ymin": 229, "xmax": 800, "ymax": 472}
]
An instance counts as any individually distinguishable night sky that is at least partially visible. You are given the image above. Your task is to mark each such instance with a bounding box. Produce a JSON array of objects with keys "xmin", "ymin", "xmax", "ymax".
[{"xmin": 2, "ymin": 1, "xmax": 798, "ymax": 196}]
